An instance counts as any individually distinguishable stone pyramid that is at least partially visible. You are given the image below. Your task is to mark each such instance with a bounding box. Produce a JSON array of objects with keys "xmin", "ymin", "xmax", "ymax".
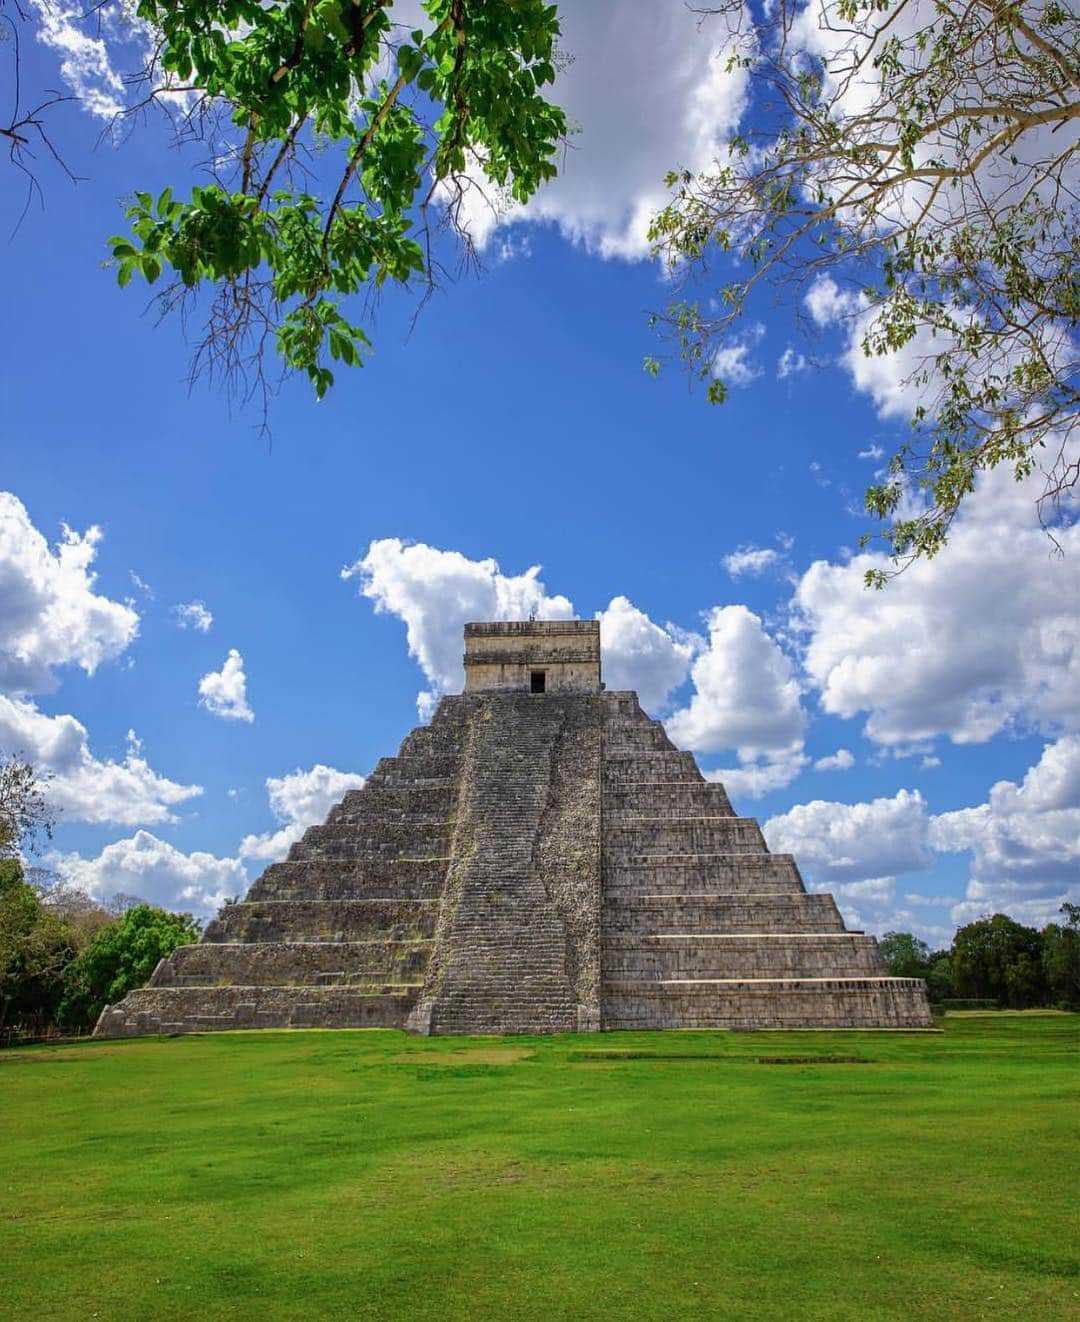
[{"xmin": 95, "ymin": 622, "xmax": 932, "ymax": 1037}]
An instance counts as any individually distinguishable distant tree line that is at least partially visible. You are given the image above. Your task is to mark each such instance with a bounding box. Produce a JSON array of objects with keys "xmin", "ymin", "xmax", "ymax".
[
  {"xmin": 881, "ymin": 909, "xmax": 1080, "ymax": 1010},
  {"xmin": 0, "ymin": 754, "xmax": 199, "ymax": 1040}
]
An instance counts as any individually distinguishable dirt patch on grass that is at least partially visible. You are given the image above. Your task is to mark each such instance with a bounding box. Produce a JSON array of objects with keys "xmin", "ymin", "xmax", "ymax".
[
  {"xmin": 391, "ymin": 1047, "xmax": 534, "ymax": 1066},
  {"xmin": 569, "ymin": 1051, "xmax": 728, "ymax": 1063},
  {"xmin": 946, "ymin": 1009, "xmax": 1070, "ymax": 1017},
  {"xmin": 754, "ymin": 1055, "xmax": 874, "ymax": 1065},
  {"xmin": 0, "ymin": 1047, "xmax": 119, "ymax": 1065}
]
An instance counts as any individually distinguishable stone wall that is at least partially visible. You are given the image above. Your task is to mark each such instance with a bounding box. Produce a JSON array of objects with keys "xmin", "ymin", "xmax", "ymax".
[{"xmin": 463, "ymin": 620, "xmax": 601, "ymax": 694}]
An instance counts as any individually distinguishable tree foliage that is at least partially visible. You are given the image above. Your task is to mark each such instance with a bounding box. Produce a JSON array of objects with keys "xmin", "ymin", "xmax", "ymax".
[
  {"xmin": 648, "ymin": 0, "xmax": 1079, "ymax": 578},
  {"xmin": 0, "ymin": 862, "xmax": 78, "ymax": 1032},
  {"xmin": 0, "ymin": 754, "xmax": 56, "ymax": 857},
  {"xmin": 58, "ymin": 903, "xmax": 201, "ymax": 1028},
  {"xmin": 951, "ymin": 912, "xmax": 1047, "ymax": 1006},
  {"xmin": 880, "ymin": 908, "xmax": 1080, "ymax": 1008},
  {"xmin": 1041, "ymin": 900, "xmax": 1080, "ymax": 1004},
  {"xmin": 879, "ymin": 929, "xmax": 931, "ymax": 978},
  {"xmin": 97, "ymin": 0, "xmax": 565, "ymax": 411}
]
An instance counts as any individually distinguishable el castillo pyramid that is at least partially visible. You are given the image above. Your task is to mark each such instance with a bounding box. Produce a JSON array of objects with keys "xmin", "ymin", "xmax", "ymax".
[{"xmin": 95, "ymin": 621, "xmax": 932, "ymax": 1036}]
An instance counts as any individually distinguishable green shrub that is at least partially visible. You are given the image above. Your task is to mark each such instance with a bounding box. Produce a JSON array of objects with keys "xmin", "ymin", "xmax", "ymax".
[{"xmin": 57, "ymin": 904, "xmax": 199, "ymax": 1028}]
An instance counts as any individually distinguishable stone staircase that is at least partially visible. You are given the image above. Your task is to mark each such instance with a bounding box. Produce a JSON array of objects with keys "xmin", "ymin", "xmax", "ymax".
[
  {"xmin": 406, "ymin": 693, "xmax": 602, "ymax": 1035},
  {"xmin": 599, "ymin": 692, "xmax": 932, "ymax": 1029}
]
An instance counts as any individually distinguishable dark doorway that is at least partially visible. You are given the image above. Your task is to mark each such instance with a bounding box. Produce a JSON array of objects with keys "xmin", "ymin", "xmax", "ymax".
[{"xmin": 530, "ymin": 671, "xmax": 546, "ymax": 694}]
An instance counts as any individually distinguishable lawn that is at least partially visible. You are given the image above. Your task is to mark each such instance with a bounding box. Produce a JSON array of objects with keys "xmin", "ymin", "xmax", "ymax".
[{"xmin": 2, "ymin": 1014, "xmax": 1077, "ymax": 1321}]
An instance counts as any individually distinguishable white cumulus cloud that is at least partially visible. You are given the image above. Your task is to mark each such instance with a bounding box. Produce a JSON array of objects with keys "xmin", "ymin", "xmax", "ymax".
[
  {"xmin": 595, "ymin": 596, "xmax": 695, "ymax": 712},
  {"xmin": 777, "ymin": 347, "xmax": 808, "ymax": 379},
  {"xmin": 198, "ymin": 649, "xmax": 254, "ymax": 723},
  {"xmin": 792, "ymin": 462, "xmax": 1080, "ymax": 746},
  {"xmin": 931, "ymin": 735, "xmax": 1080, "ymax": 930},
  {"xmin": 452, "ymin": 3, "xmax": 751, "ymax": 260},
  {"xmin": 52, "ymin": 830, "xmax": 248, "ymax": 917},
  {"xmin": 28, "ymin": 0, "xmax": 127, "ymax": 119},
  {"xmin": 240, "ymin": 763, "xmax": 367, "ymax": 863},
  {"xmin": 0, "ymin": 492, "xmax": 138, "ymax": 694},
  {"xmin": 723, "ymin": 546, "xmax": 781, "ymax": 578},
  {"xmin": 712, "ymin": 325, "xmax": 765, "ymax": 388},
  {"xmin": 764, "ymin": 789, "xmax": 932, "ymax": 886},
  {"xmin": 814, "ymin": 748, "xmax": 855, "ymax": 772},
  {"xmin": 665, "ymin": 605, "xmax": 808, "ymax": 799},
  {"xmin": 0, "ymin": 695, "xmax": 200, "ymax": 826},
  {"xmin": 666, "ymin": 605, "xmax": 806, "ymax": 756},
  {"xmin": 343, "ymin": 538, "xmax": 574, "ymax": 716},
  {"xmin": 174, "ymin": 601, "xmax": 213, "ymax": 632}
]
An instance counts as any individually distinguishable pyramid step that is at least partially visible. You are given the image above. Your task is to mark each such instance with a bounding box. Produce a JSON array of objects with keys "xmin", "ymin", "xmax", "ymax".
[
  {"xmin": 604, "ymin": 728, "xmax": 677, "ymax": 752},
  {"xmin": 603, "ymin": 853, "xmax": 805, "ymax": 895},
  {"xmin": 247, "ymin": 857, "xmax": 448, "ymax": 902},
  {"xmin": 602, "ymin": 893, "xmax": 845, "ymax": 934},
  {"xmin": 367, "ymin": 755, "xmax": 461, "ymax": 785},
  {"xmin": 601, "ymin": 977, "xmax": 934, "ymax": 1029},
  {"xmin": 153, "ymin": 939, "xmax": 434, "ymax": 987},
  {"xmin": 602, "ymin": 691, "xmax": 645, "ymax": 717},
  {"xmin": 329, "ymin": 781, "xmax": 456, "ymax": 823},
  {"xmin": 94, "ymin": 984, "xmax": 420, "ymax": 1037},
  {"xmin": 603, "ymin": 750, "xmax": 702, "ymax": 783},
  {"xmin": 396, "ymin": 730, "xmax": 467, "ymax": 760},
  {"xmin": 288, "ymin": 820, "xmax": 452, "ymax": 861},
  {"xmin": 604, "ymin": 818, "xmax": 768, "ymax": 855},
  {"xmin": 604, "ymin": 782, "xmax": 734, "ymax": 817},
  {"xmin": 602, "ymin": 932, "xmax": 887, "ymax": 979},
  {"xmin": 203, "ymin": 899, "xmax": 439, "ymax": 944}
]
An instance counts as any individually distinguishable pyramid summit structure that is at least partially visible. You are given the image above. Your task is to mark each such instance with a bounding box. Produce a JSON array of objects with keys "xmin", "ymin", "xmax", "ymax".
[{"xmin": 95, "ymin": 621, "xmax": 932, "ymax": 1037}]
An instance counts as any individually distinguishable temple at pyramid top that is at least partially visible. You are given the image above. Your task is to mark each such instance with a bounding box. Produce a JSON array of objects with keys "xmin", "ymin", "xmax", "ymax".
[{"xmin": 464, "ymin": 619, "xmax": 601, "ymax": 694}]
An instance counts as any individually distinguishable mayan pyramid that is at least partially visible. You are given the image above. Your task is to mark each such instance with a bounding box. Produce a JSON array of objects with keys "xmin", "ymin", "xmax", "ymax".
[{"xmin": 95, "ymin": 621, "xmax": 932, "ymax": 1036}]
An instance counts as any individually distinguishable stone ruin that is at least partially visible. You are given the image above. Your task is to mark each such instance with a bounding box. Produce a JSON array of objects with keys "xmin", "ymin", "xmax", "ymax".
[{"xmin": 95, "ymin": 621, "xmax": 932, "ymax": 1036}]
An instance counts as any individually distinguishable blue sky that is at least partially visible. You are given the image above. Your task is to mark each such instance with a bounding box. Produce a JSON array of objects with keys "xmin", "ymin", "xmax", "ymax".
[{"xmin": 3, "ymin": 3, "xmax": 1077, "ymax": 946}]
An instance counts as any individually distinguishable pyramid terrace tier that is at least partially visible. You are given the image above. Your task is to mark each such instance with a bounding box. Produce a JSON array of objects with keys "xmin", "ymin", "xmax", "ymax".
[
  {"xmin": 202, "ymin": 899, "xmax": 439, "ymax": 944},
  {"xmin": 602, "ymin": 977, "xmax": 934, "ymax": 1030},
  {"xmin": 602, "ymin": 932, "xmax": 888, "ymax": 980},
  {"xmin": 603, "ymin": 853, "xmax": 806, "ymax": 896},
  {"xmin": 94, "ymin": 985, "xmax": 420, "ymax": 1037},
  {"xmin": 366, "ymin": 755, "xmax": 462, "ymax": 785},
  {"xmin": 604, "ymin": 817, "xmax": 769, "ymax": 857},
  {"xmin": 151, "ymin": 939, "xmax": 432, "ymax": 987},
  {"xmin": 287, "ymin": 819, "xmax": 453, "ymax": 862},
  {"xmin": 602, "ymin": 750, "xmax": 703, "ymax": 783},
  {"xmin": 603, "ymin": 893, "xmax": 847, "ymax": 934},
  {"xmin": 427, "ymin": 990, "xmax": 580, "ymax": 1036},
  {"xmin": 603, "ymin": 720, "xmax": 683, "ymax": 752},
  {"xmin": 247, "ymin": 857, "xmax": 448, "ymax": 902},
  {"xmin": 603, "ymin": 783, "xmax": 734, "ymax": 818},
  {"xmin": 326, "ymin": 781, "xmax": 457, "ymax": 824}
]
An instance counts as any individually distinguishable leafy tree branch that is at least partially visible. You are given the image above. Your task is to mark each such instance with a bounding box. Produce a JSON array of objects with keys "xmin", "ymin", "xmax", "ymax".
[
  {"xmin": 8, "ymin": 0, "xmax": 565, "ymax": 417},
  {"xmin": 648, "ymin": 0, "xmax": 1079, "ymax": 579}
]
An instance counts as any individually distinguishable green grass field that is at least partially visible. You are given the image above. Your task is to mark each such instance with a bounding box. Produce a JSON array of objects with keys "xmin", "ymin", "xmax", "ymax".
[{"xmin": 2, "ymin": 1014, "xmax": 1077, "ymax": 1321}]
